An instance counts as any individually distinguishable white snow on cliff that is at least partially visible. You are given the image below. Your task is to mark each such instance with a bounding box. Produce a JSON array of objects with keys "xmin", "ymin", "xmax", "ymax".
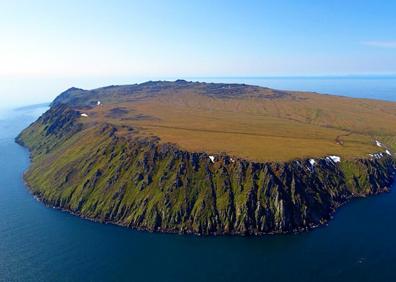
[{"xmin": 326, "ymin": 156, "xmax": 341, "ymax": 163}]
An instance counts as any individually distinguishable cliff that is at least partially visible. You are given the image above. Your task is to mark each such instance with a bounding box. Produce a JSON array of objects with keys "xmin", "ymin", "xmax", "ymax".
[{"xmin": 17, "ymin": 99, "xmax": 396, "ymax": 235}]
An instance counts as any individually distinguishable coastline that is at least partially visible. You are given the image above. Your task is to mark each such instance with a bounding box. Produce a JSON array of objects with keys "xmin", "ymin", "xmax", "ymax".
[
  {"xmin": 14, "ymin": 81, "xmax": 396, "ymax": 236},
  {"xmin": 18, "ymin": 139, "xmax": 396, "ymax": 236}
]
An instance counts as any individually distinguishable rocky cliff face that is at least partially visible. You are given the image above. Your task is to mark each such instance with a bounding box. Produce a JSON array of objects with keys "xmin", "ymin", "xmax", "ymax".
[{"xmin": 16, "ymin": 105, "xmax": 396, "ymax": 235}]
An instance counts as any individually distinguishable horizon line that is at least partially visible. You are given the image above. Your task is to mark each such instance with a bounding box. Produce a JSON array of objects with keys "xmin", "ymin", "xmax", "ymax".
[{"xmin": 2, "ymin": 73, "xmax": 396, "ymax": 80}]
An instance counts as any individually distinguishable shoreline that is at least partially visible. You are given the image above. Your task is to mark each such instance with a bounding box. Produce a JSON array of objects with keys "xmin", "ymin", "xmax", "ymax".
[
  {"xmin": 25, "ymin": 178, "xmax": 393, "ymax": 236},
  {"xmin": 19, "ymin": 139, "xmax": 395, "ymax": 237}
]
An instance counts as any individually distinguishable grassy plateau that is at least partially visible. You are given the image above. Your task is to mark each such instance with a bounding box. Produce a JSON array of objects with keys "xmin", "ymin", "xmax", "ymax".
[
  {"xmin": 16, "ymin": 80, "xmax": 396, "ymax": 235},
  {"xmin": 54, "ymin": 80, "xmax": 396, "ymax": 161}
]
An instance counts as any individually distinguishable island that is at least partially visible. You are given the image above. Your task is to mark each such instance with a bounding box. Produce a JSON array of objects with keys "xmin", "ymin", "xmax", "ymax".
[{"xmin": 16, "ymin": 80, "xmax": 396, "ymax": 235}]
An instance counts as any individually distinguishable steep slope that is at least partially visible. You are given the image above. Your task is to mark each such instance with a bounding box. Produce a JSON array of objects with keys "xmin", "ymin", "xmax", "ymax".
[{"xmin": 17, "ymin": 81, "xmax": 396, "ymax": 235}]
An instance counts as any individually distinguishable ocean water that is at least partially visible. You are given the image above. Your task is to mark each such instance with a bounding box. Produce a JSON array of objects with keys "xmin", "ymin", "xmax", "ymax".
[
  {"xmin": 0, "ymin": 77, "xmax": 396, "ymax": 281},
  {"xmin": 188, "ymin": 76, "xmax": 396, "ymax": 102}
]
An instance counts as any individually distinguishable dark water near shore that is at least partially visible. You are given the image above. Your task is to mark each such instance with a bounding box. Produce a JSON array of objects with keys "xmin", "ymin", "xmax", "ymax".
[{"xmin": 1, "ymin": 78, "xmax": 396, "ymax": 281}]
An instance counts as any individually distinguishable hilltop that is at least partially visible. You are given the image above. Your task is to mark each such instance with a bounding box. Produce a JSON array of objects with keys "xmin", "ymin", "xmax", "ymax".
[
  {"xmin": 16, "ymin": 80, "xmax": 396, "ymax": 235},
  {"xmin": 51, "ymin": 80, "xmax": 396, "ymax": 161}
]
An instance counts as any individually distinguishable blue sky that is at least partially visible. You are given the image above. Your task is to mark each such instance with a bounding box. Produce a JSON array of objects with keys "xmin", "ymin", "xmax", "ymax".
[
  {"xmin": 0, "ymin": 0, "xmax": 395, "ymax": 107},
  {"xmin": 1, "ymin": 0, "xmax": 396, "ymax": 77}
]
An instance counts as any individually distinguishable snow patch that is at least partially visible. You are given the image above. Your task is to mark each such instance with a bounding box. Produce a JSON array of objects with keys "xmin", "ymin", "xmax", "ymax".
[
  {"xmin": 97, "ymin": 101, "xmax": 101, "ymax": 106},
  {"xmin": 81, "ymin": 113, "xmax": 88, "ymax": 117},
  {"xmin": 230, "ymin": 157, "xmax": 235, "ymax": 163},
  {"xmin": 209, "ymin": 156, "xmax": 215, "ymax": 163},
  {"xmin": 371, "ymin": 153, "xmax": 384, "ymax": 159},
  {"xmin": 386, "ymin": 150, "xmax": 392, "ymax": 156},
  {"xmin": 326, "ymin": 156, "xmax": 341, "ymax": 163},
  {"xmin": 376, "ymin": 140, "xmax": 383, "ymax": 147},
  {"xmin": 307, "ymin": 159, "xmax": 316, "ymax": 173}
]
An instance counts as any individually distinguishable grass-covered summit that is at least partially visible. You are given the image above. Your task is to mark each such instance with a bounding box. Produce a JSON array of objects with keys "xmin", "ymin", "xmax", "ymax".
[
  {"xmin": 17, "ymin": 80, "xmax": 396, "ymax": 235},
  {"xmin": 51, "ymin": 80, "xmax": 396, "ymax": 161}
]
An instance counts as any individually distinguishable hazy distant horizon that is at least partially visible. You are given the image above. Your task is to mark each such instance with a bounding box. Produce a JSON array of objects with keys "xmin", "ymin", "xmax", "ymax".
[
  {"xmin": 2, "ymin": 1, "xmax": 396, "ymax": 108},
  {"xmin": 1, "ymin": 75, "xmax": 396, "ymax": 111}
]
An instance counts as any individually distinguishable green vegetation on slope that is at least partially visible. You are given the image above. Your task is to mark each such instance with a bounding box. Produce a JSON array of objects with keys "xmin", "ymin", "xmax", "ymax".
[{"xmin": 17, "ymin": 89, "xmax": 396, "ymax": 234}]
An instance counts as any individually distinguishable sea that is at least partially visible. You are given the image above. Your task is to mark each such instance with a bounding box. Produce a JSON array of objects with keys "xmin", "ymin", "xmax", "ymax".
[{"xmin": 0, "ymin": 77, "xmax": 396, "ymax": 281}]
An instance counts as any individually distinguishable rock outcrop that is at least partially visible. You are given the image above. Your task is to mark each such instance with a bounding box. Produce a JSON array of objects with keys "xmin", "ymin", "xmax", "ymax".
[{"xmin": 16, "ymin": 104, "xmax": 396, "ymax": 235}]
